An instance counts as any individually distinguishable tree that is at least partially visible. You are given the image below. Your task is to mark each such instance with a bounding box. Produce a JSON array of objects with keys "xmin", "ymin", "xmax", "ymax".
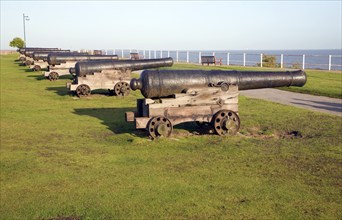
[
  {"xmin": 257, "ymin": 55, "xmax": 280, "ymax": 68},
  {"xmin": 9, "ymin": 37, "xmax": 25, "ymax": 49}
]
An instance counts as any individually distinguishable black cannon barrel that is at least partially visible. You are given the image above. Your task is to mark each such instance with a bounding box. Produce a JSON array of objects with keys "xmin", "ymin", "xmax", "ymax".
[
  {"xmin": 47, "ymin": 54, "xmax": 119, "ymax": 65},
  {"xmin": 33, "ymin": 51, "xmax": 88, "ymax": 61},
  {"xmin": 131, "ymin": 69, "xmax": 307, "ymax": 98},
  {"xmin": 18, "ymin": 47, "xmax": 60, "ymax": 54},
  {"xmin": 25, "ymin": 49, "xmax": 65, "ymax": 58},
  {"xmin": 18, "ymin": 47, "xmax": 41, "ymax": 54},
  {"xmin": 32, "ymin": 50, "xmax": 72, "ymax": 60},
  {"xmin": 74, "ymin": 57, "xmax": 173, "ymax": 77}
]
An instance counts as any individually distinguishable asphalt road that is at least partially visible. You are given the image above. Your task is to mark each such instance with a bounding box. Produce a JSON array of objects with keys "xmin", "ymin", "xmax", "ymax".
[{"xmin": 240, "ymin": 89, "xmax": 342, "ymax": 116}]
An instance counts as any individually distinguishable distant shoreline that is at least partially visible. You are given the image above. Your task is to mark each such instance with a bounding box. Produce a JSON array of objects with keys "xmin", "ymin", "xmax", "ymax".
[{"xmin": 0, "ymin": 50, "xmax": 16, "ymax": 55}]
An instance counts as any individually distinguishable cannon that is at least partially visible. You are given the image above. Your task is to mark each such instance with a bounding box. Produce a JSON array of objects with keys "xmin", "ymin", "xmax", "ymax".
[
  {"xmin": 43, "ymin": 54, "xmax": 119, "ymax": 81},
  {"xmin": 126, "ymin": 69, "xmax": 307, "ymax": 139},
  {"xmin": 17, "ymin": 47, "xmax": 59, "ymax": 61},
  {"xmin": 18, "ymin": 47, "xmax": 59, "ymax": 54},
  {"xmin": 67, "ymin": 58, "xmax": 173, "ymax": 97},
  {"xmin": 32, "ymin": 50, "xmax": 72, "ymax": 61},
  {"xmin": 30, "ymin": 51, "xmax": 87, "ymax": 71},
  {"xmin": 22, "ymin": 49, "xmax": 64, "ymax": 66}
]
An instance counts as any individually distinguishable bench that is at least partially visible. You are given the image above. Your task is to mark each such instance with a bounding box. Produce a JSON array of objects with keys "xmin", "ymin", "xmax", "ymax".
[
  {"xmin": 201, "ymin": 56, "xmax": 222, "ymax": 66},
  {"xmin": 130, "ymin": 53, "xmax": 142, "ymax": 60},
  {"xmin": 93, "ymin": 50, "xmax": 103, "ymax": 55}
]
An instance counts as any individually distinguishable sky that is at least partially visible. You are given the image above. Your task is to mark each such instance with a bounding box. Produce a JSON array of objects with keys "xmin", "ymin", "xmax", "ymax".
[{"xmin": 1, "ymin": 1, "xmax": 341, "ymax": 51}]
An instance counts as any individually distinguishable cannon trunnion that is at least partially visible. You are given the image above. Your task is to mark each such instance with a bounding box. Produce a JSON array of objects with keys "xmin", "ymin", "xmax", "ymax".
[{"xmin": 126, "ymin": 69, "xmax": 307, "ymax": 139}]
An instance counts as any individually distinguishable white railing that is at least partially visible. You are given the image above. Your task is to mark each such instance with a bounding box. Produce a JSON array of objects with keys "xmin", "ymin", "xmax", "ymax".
[{"xmin": 100, "ymin": 49, "xmax": 342, "ymax": 71}]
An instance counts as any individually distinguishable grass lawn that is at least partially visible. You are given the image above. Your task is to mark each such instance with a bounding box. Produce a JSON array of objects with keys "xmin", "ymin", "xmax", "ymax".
[{"xmin": 1, "ymin": 54, "xmax": 341, "ymax": 219}]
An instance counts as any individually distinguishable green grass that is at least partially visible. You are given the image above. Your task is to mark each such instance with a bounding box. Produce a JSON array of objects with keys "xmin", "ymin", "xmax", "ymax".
[
  {"xmin": 1, "ymin": 54, "xmax": 341, "ymax": 219},
  {"xmin": 166, "ymin": 63, "xmax": 342, "ymax": 99}
]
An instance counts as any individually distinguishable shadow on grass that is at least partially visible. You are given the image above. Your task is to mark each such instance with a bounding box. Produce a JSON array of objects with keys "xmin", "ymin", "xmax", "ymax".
[
  {"xmin": 73, "ymin": 107, "xmax": 143, "ymax": 136},
  {"xmin": 74, "ymin": 107, "xmax": 212, "ymax": 138},
  {"xmin": 46, "ymin": 86, "xmax": 71, "ymax": 96},
  {"xmin": 174, "ymin": 121, "xmax": 213, "ymax": 136},
  {"xmin": 46, "ymin": 87, "xmax": 112, "ymax": 97},
  {"xmin": 27, "ymin": 74, "xmax": 47, "ymax": 81},
  {"xmin": 19, "ymin": 68, "xmax": 34, "ymax": 72},
  {"xmin": 88, "ymin": 89, "xmax": 113, "ymax": 96}
]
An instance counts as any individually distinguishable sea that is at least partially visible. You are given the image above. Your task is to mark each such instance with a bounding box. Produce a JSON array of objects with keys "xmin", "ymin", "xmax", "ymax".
[{"xmin": 104, "ymin": 49, "xmax": 342, "ymax": 71}]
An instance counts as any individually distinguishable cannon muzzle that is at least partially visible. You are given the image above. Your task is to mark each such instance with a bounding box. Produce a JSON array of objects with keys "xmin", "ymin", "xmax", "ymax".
[
  {"xmin": 74, "ymin": 57, "xmax": 173, "ymax": 77},
  {"xmin": 131, "ymin": 69, "xmax": 307, "ymax": 98},
  {"xmin": 47, "ymin": 54, "xmax": 119, "ymax": 65}
]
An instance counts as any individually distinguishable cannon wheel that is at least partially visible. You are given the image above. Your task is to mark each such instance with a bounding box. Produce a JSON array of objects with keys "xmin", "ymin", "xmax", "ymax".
[
  {"xmin": 25, "ymin": 60, "xmax": 32, "ymax": 66},
  {"xmin": 113, "ymin": 82, "xmax": 130, "ymax": 96},
  {"xmin": 148, "ymin": 116, "xmax": 173, "ymax": 139},
  {"xmin": 212, "ymin": 110, "xmax": 240, "ymax": 136},
  {"xmin": 76, "ymin": 84, "xmax": 91, "ymax": 97},
  {"xmin": 33, "ymin": 65, "xmax": 41, "ymax": 71},
  {"xmin": 48, "ymin": 72, "xmax": 59, "ymax": 81},
  {"xmin": 19, "ymin": 57, "xmax": 26, "ymax": 62}
]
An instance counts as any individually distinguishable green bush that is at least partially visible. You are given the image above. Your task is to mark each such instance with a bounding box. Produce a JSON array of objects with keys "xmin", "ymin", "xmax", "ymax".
[{"xmin": 257, "ymin": 55, "xmax": 280, "ymax": 68}]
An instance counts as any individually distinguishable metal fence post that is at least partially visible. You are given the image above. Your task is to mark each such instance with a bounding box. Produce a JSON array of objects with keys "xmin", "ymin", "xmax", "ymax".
[
  {"xmin": 227, "ymin": 52, "xmax": 230, "ymax": 65},
  {"xmin": 199, "ymin": 51, "xmax": 201, "ymax": 64},
  {"xmin": 281, "ymin": 54, "xmax": 283, "ymax": 68},
  {"xmin": 328, "ymin": 55, "xmax": 332, "ymax": 71},
  {"xmin": 302, "ymin": 54, "xmax": 305, "ymax": 69},
  {"xmin": 176, "ymin": 50, "xmax": 179, "ymax": 63},
  {"xmin": 143, "ymin": 50, "xmax": 146, "ymax": 58},
  {"xmin": 243, "ymin": 53, "xmax": 246, "ymax": 66},
  {"xmin": 149, "ymin": 50, "xmax": 151, "ymax": 59},
  {"xmin": 186, "ymin": 51, "xmax": 189, "ymax": 63},
  {"xmin": 260, "ymin": 53, "xmax": 263, "ymax": 68},
  {"xmin": 160, "ymin": 50, "xmax": 163, "ymax": 58},
  {"xmin": 168, "ymin": 50, "xmax": 170, "ymax": 57},
  {"xmin": 154, "ymin": 50, "xmax": 156, "ymax": 59},
  {"xmin": 121, "ymin": 49, "xmax": 124, "ymax": 58}
]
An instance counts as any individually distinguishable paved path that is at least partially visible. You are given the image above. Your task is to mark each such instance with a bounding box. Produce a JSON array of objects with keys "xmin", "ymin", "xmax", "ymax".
[{"xmin": 240, "ymin": 89, "xmax": 342, "ymax": 116}]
